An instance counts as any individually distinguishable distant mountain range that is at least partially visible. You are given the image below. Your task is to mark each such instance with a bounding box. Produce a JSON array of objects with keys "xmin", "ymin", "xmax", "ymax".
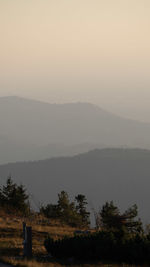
[
  {"xmin": 0, "ymin": 148, "xmax": 150, "ymax": 223},
  {"xmin": 0, "ymin": 96, "xmax": 150, "ymax": 164}
]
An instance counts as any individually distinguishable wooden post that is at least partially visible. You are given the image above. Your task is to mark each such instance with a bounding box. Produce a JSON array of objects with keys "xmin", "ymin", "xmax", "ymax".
[
  {"xmin": 23, "ymin": 222, "xmax": 27, "ymax": 256},
  {"xmin": 23, "ymin": 222, "xmax": 26, "ymax": 240},
  {"xmin": 25, "ymin": 226, "xmax": 32, "ymax": 258},
  {"xmin": 23, "ymin": 223, "xmax": 32, "ymax": 258}
]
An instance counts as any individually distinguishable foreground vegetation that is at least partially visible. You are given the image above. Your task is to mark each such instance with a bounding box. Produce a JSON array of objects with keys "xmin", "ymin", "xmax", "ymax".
[
  {"xmin": 45, "ymin": 230, "xmax": 150, "ymax": 263},
  {"xmin": 44, "ymin": 202, "xmax": 150, "ymax": 264},
  {"xmin": 0, "ymin": 212, "xmax": 138, "ymax": 267},
  {"xmin": 1, "ymin": 177, "xmax": 150, "ymax": 266}
]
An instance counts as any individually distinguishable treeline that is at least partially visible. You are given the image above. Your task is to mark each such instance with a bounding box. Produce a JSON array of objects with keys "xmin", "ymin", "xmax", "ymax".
[
  {"xmin": 2, "ymin": 177, "xmax": 150, "ymax": 263},
  {"xmin": 0, "ymin": 178, "xmax": 145, "ymax": 231},
  {"xmin": 0, "ymin": 177, "xmax": 90, "ymax": 227},
  {"xmin": 0, "ymin": 177, "xmax": 145, "ymax": 231},
  {"xmin": 40, "ymin": 191, "xmax": 90, "ymax": 227}
]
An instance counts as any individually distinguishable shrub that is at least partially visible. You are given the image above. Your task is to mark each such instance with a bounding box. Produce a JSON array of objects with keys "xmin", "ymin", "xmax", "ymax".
[{"xmin": 44, "ymin": 231, "xmax": 150, "ymax": 263}]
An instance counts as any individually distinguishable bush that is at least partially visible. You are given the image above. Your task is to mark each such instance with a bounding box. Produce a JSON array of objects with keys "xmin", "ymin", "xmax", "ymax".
[{"xmin": 44, "ymin": 231, "xmax": 150, "ymax": 263}]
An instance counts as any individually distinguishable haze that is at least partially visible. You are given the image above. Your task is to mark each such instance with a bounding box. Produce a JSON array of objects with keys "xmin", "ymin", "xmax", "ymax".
[{"xmin": 1, "ymin": 0, "xmax": 150, "ymax": 122}]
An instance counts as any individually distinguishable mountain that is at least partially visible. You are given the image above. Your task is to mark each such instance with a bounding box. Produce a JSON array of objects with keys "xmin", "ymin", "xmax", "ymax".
[
  {"xmin": 1, "ymin": 96, "xmax": 150, "ymax": 164},
  {"xmin": 0, "ymin": 148, "xmax": 150, "ymax": 223}
]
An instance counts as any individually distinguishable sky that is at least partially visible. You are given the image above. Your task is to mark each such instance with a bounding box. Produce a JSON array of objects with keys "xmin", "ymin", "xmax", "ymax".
[{"xmin": 0, "ymin": 0, "xmax": 150, "ymax": 122}]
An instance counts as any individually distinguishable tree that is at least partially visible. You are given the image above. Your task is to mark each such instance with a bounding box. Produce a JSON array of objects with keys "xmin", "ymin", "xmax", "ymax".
[
  {"xmin": 0, "ymin": 187, "xmax": 4, "ymax": 206},
  {"xmin": 1, "ymin": 176, "xmax": 30, "ymax": 214},
  {"xmin": 100, "ymin": 201, "xmax": 120, "ymax": 230},
  {"xmin": 57, "ymin": 191, "xmax": 71, "ymax": 216},
  {"xmin": 2, "ymin": 177, "xmax": 16, "ymax": 204},
  {"xmin": 123, "ymin": 204, "xmax": 143, "ymax": 234},
  {"xmin": 95, "ymin": 201, "xmax": 143, "ymax": 235},
  {"xmin": 40, "ymin": 191, "xmax": 90, "ymax": 227},
  {"xmin": 57, "ymin": 191, "xmax": 81, "ymax": 226},
  {"xmin": 13, "ymin": 184, "xmax": 30, "ymax": 213},
  {"xmin": 75, "ymin": 194, "xmax": 90, "ymax": 226}
]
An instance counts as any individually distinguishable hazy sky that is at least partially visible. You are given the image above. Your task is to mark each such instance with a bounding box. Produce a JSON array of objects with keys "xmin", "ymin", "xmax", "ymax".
[{"xmin": 0, "ymin": 0, "xmax": 150, "ymax": 122}]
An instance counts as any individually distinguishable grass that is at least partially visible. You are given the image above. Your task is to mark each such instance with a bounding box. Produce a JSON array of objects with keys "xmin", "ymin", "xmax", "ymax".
[{"xmin": 0, "ymin": 213, "xmax": 76, "ymax": 255}]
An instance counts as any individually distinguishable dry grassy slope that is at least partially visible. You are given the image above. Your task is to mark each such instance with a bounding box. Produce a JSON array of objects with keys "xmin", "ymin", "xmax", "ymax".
[
  {"xmin": 0, "ymin": 214, "xmax": 76, "ymax": 256},
  {"xmin": 0, "ymin": 212, "xmax": 77, "ymax": 266}
]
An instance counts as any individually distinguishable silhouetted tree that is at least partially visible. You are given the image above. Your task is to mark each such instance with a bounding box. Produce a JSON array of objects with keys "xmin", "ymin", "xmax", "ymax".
[
  {"xmin": 75, "ymin": 194, "xmax": 90, "ymax": 226},
  {"xmin": 95, "ymin": 201, "xmax": 143, "ymax": 235},
  {"xmin": 57, "ymin": 191, "xmax": 82, "ymax": 226},
  {"xmin": 1, "ymin": 176, "xmax": 30, "ymax": 214},
  {"xmin": 100, "ymin": 201, "xmax": 119, "ymax": 230}
]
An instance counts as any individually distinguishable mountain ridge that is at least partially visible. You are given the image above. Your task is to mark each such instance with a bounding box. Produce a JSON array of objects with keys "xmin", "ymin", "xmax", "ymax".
[
  {"xmin": 1, "ymin": 147, "xmax": 150, "ymax": 166},
  {"xmin": 1, "ymin": 96, "xmax": 150, "ymax": 164},
  {"xmin": 0, "ymin": 95, "xmax": 148, "ymax": 124}
]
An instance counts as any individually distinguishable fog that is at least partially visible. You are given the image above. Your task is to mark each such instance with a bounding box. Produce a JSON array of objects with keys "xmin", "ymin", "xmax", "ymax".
[{"xmin": 0, "ymin": 0, "xmax": 150, "ymax": 122}]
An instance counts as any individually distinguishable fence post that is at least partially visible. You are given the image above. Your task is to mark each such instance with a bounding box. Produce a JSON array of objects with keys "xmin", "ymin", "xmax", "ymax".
[
  {"xmin": 23, "ymin": 222, "xmax": 27, "ymax": 256},
  {"xmin": 23, "ymin": 223, "xmax": 32, "ymax": 257},
  {"xmin": 23, "ymin": 222, "xmax": 26, "ymax": 240},
  {"xmin": 26, "ymin": 226, "xmax": 32, "ymax": 257}
]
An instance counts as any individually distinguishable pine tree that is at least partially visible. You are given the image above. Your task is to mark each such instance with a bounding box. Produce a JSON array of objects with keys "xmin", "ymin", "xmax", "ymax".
[
  {"xmin": 57, "ymin": 191, "xmax": 84, "ymax": 227},
  {"xmin": 100, "ymin": 201, "xmax": 120, "ymax": 230},
  {"xmin": 1, "ymin": 176, "xmax": 30, "ymax": 214},
  {"xmin": 75, "ymin": 194, "xmax": 90, "ymax": 226},
  {"xmin": 96, "ymin": 201, "xmax": 143, "ymax": 234}
]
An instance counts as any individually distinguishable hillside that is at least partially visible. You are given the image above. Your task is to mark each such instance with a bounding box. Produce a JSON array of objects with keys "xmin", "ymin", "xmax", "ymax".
[
  {"xmin": 0, "ymin": 212, "xmax": 135, "ymax": 267},
  {"xmin": 0, "ymin": 148, "xmax": 150, "ymax": 223},
  {"xmin": 0, "ymin": 212, "xmax": 76, "ymax": 267},
  {"xmin": 1, "ymin": 96, "xmax": 150, "ymax": 164}
]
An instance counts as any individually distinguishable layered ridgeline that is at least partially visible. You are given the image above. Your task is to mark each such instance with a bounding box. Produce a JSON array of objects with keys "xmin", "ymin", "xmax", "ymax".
[
  {"xmin": 0, "ymin": 148, "xmax": 150, "ymax": 223},
  {"xmin": 1, "ymin": 96, "xmax": 150, "ymax": 164}
]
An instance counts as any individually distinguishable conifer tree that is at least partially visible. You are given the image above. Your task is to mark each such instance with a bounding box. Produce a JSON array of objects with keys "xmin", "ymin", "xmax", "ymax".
[
  {"xmin": 1, "ymin": 176, "xmax": 30, "ymax": 214},
  {"xmin": 75, "ymin": 194, "xmax": 90, "ymax": 226}
]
